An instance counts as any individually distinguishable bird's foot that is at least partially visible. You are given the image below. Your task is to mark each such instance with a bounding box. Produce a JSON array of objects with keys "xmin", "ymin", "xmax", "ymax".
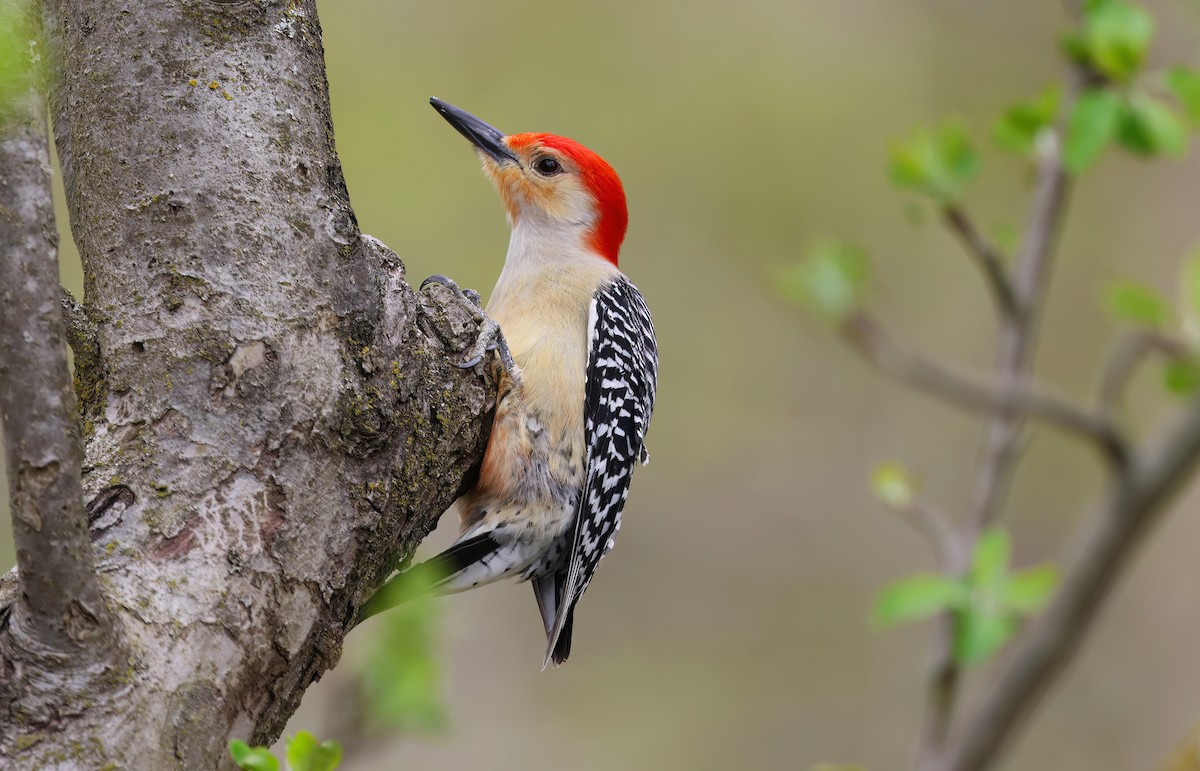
[{"xmin": 420, "ymin": 274, "xmax": 521, "ymax": 384}]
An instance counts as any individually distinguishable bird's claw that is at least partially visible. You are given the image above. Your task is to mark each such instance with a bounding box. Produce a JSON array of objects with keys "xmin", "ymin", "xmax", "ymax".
[
  {"xmin": 421, "ymin": 274, "xmax": 482, "ymax": 307},
  {"xmin": 421, "ymin": 274, "xmax": 520, "ymax": 384}
]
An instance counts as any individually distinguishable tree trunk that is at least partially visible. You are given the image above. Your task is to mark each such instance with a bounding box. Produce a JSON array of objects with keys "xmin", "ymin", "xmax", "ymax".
[{"xmin": 0, "ymin": 1, "xmax": 494, "ymax": 766}]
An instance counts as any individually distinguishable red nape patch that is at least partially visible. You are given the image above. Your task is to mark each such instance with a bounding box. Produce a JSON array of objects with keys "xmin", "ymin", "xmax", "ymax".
[{"xmin": 511, "ymin": 132, "xmax": 628, "ymax": 266}]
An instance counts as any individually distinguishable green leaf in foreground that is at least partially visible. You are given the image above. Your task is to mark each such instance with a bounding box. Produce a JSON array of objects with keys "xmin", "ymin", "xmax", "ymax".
[
  {"xmin": 1104, "ymin": 281, "xmax": 1172, "ymax": 328},
  {"xmin": 287, "ymin": 731, "xmax": 343, "ymax": 771},
  {"xmin": 954, "ymin": 605, "xmax": 1016, "ymax": 665},
  {"xmin": 873, "ymin": 526, "xmax": 1061, "ymax": 666},
  {"xmin": 1079, "ymin": 0, "xmax": 1155, "ymax": 81},
  {"xmin": 777, "ymin": 240, "xmax": 870, "ymax": 324},
  {"xmin": 873, "ymin": 574, "xmax": 967, "ymax": 627},
  {"xmin": 1003, "ymin": 565, "xmax": 1061, "ymax": 614},
  {"xmin": 1064, "ymin": 88, "xmax": 1122, "ymax": 173},
  {"xmin": 229, "ymin": 741, "xmax": 280, "ymax": 771},
  {"xmin": 994, "ymin": 85, "xmax": 1061, "ymax": 156},
  {"xmin": 1168, "ymin": 67, "xmax": 1200, "ymax": 124},
  {"xmin": 969, "ymin": 528, "xmax": 1011, "ymax": 591},
  {"xmin": 358, "ymin": 590, "xmax": 447, "ymax": 733},
  {"xmin": 1116, "ymin": 96, "xmax": 1188, "ymax": 157},
  {"xmin": 0, "ymin": 0, "xmax": 37, "ymax": 122},
  {"xmin": 1164, "ymin": 359, "xmax": 1200, "ymax": 395},
  {"xmin": 887, "ymin": 121, "xmax": 980, "ymax": 202}
]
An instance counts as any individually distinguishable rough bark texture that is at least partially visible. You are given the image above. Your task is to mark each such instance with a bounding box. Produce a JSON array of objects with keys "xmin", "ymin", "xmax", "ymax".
[
  {"xmin": 0, "ymin": 8, "xmax": 126, "ymax": 746},
  {"xmin": 0, "ymin": 0, "xmax": 496, "ymax": 767}
]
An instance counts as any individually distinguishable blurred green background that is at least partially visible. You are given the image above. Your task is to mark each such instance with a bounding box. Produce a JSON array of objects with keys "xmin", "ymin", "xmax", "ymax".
[{"xmin": 6, "ymin": 0, "xmax": 1200, "ymax": 768}]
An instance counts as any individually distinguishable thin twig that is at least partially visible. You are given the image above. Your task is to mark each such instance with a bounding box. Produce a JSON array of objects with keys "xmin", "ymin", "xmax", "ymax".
[
  {"xmin": 967, "ymin": 117, "xmax": 1078, "ymax": 531},
  {"xmin": 1098, "ymin": 329, "xmax": 1190, "ymax": 414},
  {"xmin": 938, "ymin": 399, "xmax": 1200, "ymax": 771},
  {"xmin": 845, "ymin": 315, "xmax": 1128, "ymax": 464},
  {"xmin": 943, "ymin": 206, "xmax": 1018, "ymax": 318},
  {"xmin": 917, "ymin": 32, "xmax": 1087, "ymax": 765},
  {"xmin": 0, "ymin": 16, "xmax": 115, "ymax": 656},
  {"xmin": 889, "ymin": 497, "xmax": 965, "ymax": 572}
]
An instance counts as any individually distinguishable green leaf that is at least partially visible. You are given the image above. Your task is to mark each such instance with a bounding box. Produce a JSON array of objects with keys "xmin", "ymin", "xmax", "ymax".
[
  {"xmin": 1104, "ymin": 281, "xmax": 1172, "ymax": 327},
  {"xmin": 873, "ymin": 574, "xmax": 968, "ymax": 627},
  {"xmin": 286, "ymin": 732, "xmax": 317, "ymax": 770},
  {"xmin": 870, "ymin": 461, "xmax": 914, "ymax": 510},
  {"xmin": 951, "ymin": 528, "xmax": 1055, "ymax": 664},
  {"xmin": 309, "ymin": 744, "xmax": 343, "ymax": 771},
  {"xmin": 994, "ymin": 85, "xmax": 1061, "ymax": 156},
  {"xmin": 357, "ymin": 590, "xmax": 448, "ymax": 733},
  {"xmin": 1164, "ymin": 359, "xmax": 1200, "ymax": 395},
  {"xmin": 228, "ymin": 741, "xmax": 280, "ymax": 771},
  {"xmin": 887, "ymin": 121, "xmax": 980, "ymax": 202},
  {"xmin": 777, "ymin": 240, "xmax": 871, "ymax": 324},
  {"xmin": 970, "ymin": 528, "xmax": 1011, "ymax": 592},
  {"xmin": 1116, "ymin": 96, "xmax": 1188, "ymax": 157},
  {"xmin": 1003, "ymin": 565, "xmax": 1061, "ymax": 614},
  {"xmin": 954, "ymin": 606, "xmax": 1017, "ymax": 665},
  {"xmin": 1065, "ymin": 89, "xmax": 1122, "ymax": 173},
  {"xmin": 0, "ymin": 0, "xmax": 38, "ymax": 124},
  {"xmin": 287, "ymin": 732, "xmax": 342, "ymax": 771},
  {"xmin": 1080, "ymin": 0, "xmax": 1155, "ymax": 81},
  {"xmin": 230, "ymin": 741, "xmax": 252, "ymax": 764},
  {"xmin": 1167, "ymin": 67, "xmax": 1200, "ymax": 124}
]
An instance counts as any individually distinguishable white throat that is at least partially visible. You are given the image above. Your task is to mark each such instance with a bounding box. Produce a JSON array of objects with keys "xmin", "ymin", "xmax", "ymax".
[{"xmin": 486, "ymin": 212, "xmax": 619, "ymax": 313}]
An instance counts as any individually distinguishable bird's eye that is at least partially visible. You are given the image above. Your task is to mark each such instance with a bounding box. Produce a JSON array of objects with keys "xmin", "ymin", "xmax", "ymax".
[{"xmin": 534, "ymin": 157, "xmax": 562, "ymax": 176}]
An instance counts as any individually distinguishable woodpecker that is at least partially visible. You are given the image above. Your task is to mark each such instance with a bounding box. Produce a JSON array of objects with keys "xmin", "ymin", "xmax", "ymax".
[{"xmin": 363, "ymin": 98, "xmax": 657, "ymax": 668}]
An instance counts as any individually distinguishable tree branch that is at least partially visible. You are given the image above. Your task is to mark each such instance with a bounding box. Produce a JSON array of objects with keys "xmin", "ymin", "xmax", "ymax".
[
  {"xmin": 1098, "ymin": 329, "xmax": 1190, "ymax": 414},
  {"xmin": 942, "ymin": 206, "xmax": 1018, "ymax": 318},
  {"xmin": 966, "ymin": 107, "xmax": 1078, "ymax": 532},
  {"xmin": 0, "ymin": 0, "xmax": 498, "ymax": 762},
  {"xmin": 844, "ymin": 314, "xmax": 1128, "ymax": 463},
  {"xmin": 938, "ymin": 399, "xmax": 1200, "ymax": 771},
  {"xmin": 916, "ymin": 38, "xmax": 1086, "ymax": 764},
  {"xmin": 889, "ymin": 496, "xmax": 964, "ymax": 572},
  {"xmin": 0, "ymin": 2, "xmax": 115, "ymax": 659}
]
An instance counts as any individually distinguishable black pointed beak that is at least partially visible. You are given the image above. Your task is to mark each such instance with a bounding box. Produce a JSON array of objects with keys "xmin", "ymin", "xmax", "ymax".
[{"xmin": 430, "ymin": 97, "xmax": 520, "ymax": 165}]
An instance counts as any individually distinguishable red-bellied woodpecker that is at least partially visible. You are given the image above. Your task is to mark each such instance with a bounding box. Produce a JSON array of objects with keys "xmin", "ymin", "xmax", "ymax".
[{"xmin": 362, "ymin": 98, "xmax": 657, "ymax": 668}]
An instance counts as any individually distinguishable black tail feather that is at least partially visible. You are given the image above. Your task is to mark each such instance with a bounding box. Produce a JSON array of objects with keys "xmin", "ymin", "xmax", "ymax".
[
  {"xmin": 420, "ymin": 532, "xmax": 502, "ymax": 583},
  {"xmin": 357, "ymin": 532, "xmax": 501, "ymax": 625},
  {"xmin": 549, "ymin": 604, "xmax": 575, "ymax": 666}
]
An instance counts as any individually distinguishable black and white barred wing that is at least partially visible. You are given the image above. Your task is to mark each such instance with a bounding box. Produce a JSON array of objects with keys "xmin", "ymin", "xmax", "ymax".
[{"xmin": 546, "ymin": 276, "xmax": 657, "ymax": 661}]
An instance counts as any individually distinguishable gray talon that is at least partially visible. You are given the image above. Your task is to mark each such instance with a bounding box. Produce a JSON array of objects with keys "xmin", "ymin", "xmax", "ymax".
[
  {"xmin": 420, "ymin": 274, "xmax": 457, "ymax": 291},
  {"xmin": 422, "ymin": 274, "xmax": 521, "ymax": 385}
]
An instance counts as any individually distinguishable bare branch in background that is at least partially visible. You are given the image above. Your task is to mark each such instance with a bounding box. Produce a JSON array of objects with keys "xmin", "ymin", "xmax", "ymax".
[
  {"xmin": 914, "ymin": 37, "xmax": 1087, "ymax": 764},
  {"xmin": 0, "ymin": 17, "xmax": 116, "ymax": 657},
  {"xmin": 942, "ymin": 206, "xmax": 1018, "ymax": 318},
  {"xmin": 889, "ymin": 496, "xmax": 964, "ymax": 572},
  {"xmin": 1098, "ymin": 329, "xmax": 1190, "ymax": 414},
  {"xmin": 940, "ymin": 399, "xmax": 1200, "ymax": 771},
  {"xmin": 966, "ymin": 106, "xmax": 1078, "ymax": 533},
  {"xmin": 844, "ymin": 314, "xmax": 1128, "ymax": 464}
]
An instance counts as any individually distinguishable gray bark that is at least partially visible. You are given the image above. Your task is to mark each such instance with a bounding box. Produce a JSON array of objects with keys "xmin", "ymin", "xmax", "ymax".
[
  {"xmin": 0, "ymin": 0, "xmax": 125, "ymax": 740},
  {"xmin": 0, "ymin": 1, "xmax": 495, "ymax": 767}
]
